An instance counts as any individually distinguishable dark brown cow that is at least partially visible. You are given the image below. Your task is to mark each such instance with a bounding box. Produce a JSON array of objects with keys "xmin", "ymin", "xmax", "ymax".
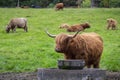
[
  {"xmin": 46, "ymin": 30, "xmax": 103, "ymax": 68},
  {"xmin": 6, "ymin": 18, "xmax": 28, "ymax": 33},
  {"xmin": 60, "ymin": 22, "xmax": 90, "ymax": 32},
  {"xmin": 55, "ymin": 3, "xmax": 64, "ymax": 11},
  {"xmin": 67, "ymin": 22, "xmax": 90, "ymax": 32},
  {"xmin": 21, "ymin": 6, "xmax": 29, "ymax": 9},
  {"xmin": 107, "ymin": 18, "xmax": 117, "ymax": 30}
]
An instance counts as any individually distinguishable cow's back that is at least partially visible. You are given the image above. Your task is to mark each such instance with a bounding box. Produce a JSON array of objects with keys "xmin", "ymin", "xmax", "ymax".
[
  {"xmin": 72, "ymin": 33, "xmax": 103, "ymax": 59},
  {"xmin": 11, "ymin": 18, "xmax": 27, "ymax": 27},
  {"xmin": 80, "ymin": 33, "xmax": 103, "ymax": 59}
]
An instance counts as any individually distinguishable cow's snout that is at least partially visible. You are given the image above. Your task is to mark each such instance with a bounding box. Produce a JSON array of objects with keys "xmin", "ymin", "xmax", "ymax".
[{"xmin": 55, "ymin": 48, "xmax": 61, "ymax": 53}]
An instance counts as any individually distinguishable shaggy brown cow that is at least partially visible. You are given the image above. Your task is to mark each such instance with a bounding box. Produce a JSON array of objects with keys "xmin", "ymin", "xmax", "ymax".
[
  {"xmin": 21, "ymin": 6, "xmax": 29, "ymax": 9},
  {"xmin": 107, "ymin": 18, "xmax": 117, "ymax": 30},
  {"xmin": 46, "ymin": 30, "xmax": 103, "ymax": 68},
  {"xmin": 60, "ymin": 22, "xmax": 90, "ymax": 32},
  {"xmin": 6, "ymin": 18, "xmax": 28, "ymax": 33},
  {"xmin": 67, "ymin": 22, "xmax": 90, "ymax": 32},
  {"xmin": 55, "ymin": 3, "xmax": 64, "ymax": 11}
]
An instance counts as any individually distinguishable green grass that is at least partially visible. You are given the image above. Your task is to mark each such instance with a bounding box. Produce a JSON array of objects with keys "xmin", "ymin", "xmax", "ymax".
[{"xmin": 0, "ymin": 8, "xmax": 120, "ymax": 72}]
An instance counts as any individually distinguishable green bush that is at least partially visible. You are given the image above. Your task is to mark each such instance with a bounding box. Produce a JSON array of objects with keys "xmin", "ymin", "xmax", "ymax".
[
  {"xmin": 110, "ymin": 0, "xmax": 120, "ymax": 7},
  {"xmin": 82, "ymin": 0, "xmax": 91, "ymax": 8},
  {"xmin": 48, "ymin": 3, "xmax": 55, "ymax": 8},
  {"xmin": 100, "ymin": 0, "xmax": 120, "ymax": 8}
]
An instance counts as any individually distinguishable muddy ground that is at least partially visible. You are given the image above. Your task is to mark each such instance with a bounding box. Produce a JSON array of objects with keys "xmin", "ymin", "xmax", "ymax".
[
  {"xmin": 0, "ymin": 72, "xmax": 37, "ymax": 80},
  {"xmin": 0, "ymin": 71, "xmax": 120, "ymax": 80}
]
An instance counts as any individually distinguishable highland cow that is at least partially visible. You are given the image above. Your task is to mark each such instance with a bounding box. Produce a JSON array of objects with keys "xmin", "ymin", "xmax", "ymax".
[
  {"xmin": 6, "ymin": 18, "xmax": 28, "ymax": 33},
  {"xmin": 107, "ymin": 18, "xmax": 117, "ymax": 30},
  {"xmin": 60, "ymin": 22, "xmax": 90, "ymax": 32},
  {"xmin": 55, "ymin": 3, "xmax": 64, "ymax": 11},
  {"xmin": 46, "ymin": 30, "xmax": 103, "ymax": 68},
  {"xmin": 67, "ymin": 22, "xmax": 90, "ymax": 32}
]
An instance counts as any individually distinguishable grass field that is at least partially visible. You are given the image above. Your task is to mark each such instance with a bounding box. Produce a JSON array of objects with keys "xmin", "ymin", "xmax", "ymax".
[{"xmin": 0, "ymin": 8, "xmax": 120, "ymax": 72}]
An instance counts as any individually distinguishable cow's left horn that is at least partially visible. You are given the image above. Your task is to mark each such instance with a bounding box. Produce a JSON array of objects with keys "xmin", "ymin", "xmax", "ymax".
[
  {"xmin": 45, "ymin": 29, "xmax": 56, "ymax": 38},
  {"xmin": 72, "ymin": 30, "xmax": 81, "ymax": 38}
]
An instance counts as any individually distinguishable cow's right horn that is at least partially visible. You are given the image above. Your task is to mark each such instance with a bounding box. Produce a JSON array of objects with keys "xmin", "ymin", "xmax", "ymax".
[
  {"xmin": 45, "ymin": 29, "xmax": 56, "ymax": 38},
  {"xmin": 72, "ymin": 30, "xmax": 81, "ymax": 38}
]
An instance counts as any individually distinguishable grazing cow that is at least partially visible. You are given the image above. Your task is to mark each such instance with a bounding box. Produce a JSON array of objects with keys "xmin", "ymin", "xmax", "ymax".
[
  {"xmin": 6, "ymin": 18, "xmax": 28, "ymax": 33},
  {"xmin": 45, "ymin": 30, "xmax": 103, "ymax": 68},
  {"xmin": 21, "ymin": 6, "xmax": 29, "ymax": 9},
  {"xmin": 60, "ymin": 22, "xmax": 90, "ymax": 32},
  {"xmin": 55, "ymin": 3, "xmax": 64, "ymax": 11},
  {"xmin": 67, "ymin": 22, "xmax": 90, "ymax": 32},
  {"xmin": 107, "ymin": 18, "xmax": 117, "ymax": 30}
]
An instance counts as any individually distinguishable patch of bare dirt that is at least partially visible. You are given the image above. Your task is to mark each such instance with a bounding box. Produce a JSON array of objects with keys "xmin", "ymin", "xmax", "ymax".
[
  {"xmin": 106, "ymin": 71, "xmax": 120, "ymax": 80},
  {"xmin": 0, "ymin": 72, "xmax": 37, "ymax": 80}
]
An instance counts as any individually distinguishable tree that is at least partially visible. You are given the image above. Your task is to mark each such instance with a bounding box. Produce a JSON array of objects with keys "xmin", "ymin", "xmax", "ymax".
[
  {"xmin": 102, "ymin": 0, "xmax": 110, "ymax": 8},
  {"xmin": 76, "ymin": 0, "xmax": 85, "ymax": 8},
  {"xmin": 100, "ymin": 0, "xmax": 120, "ymax": 8},
  {"xmin": 0, "ymin": 0, "xmax": 17, "ymax": 7},
  {"xmin": 109, "ymin": 0, "xmax": 120, "ymax": 7},
  {"xmin": 0, "ymin": 0, "xmax": 120, "ymax": 8}
]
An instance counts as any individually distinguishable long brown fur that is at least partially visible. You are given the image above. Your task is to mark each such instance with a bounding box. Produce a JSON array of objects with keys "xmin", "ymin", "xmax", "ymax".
[
  {"xmin": 55, "ymin": 3, "xmax": 64, "ymax": 11},
  {"xmin": 55, "ymin": 32, "xmax": 103, "ymax": 68},
  {"xmin": 107, "ymin": 18, "xmax": 117, "ymax": 30},
  {"xmin": 67, "ymin": 23, "xmax": 90, "ymax": 32},
  {"xmin": 60, "ymin": 22, "xmax": 90, "ymax": 32}
]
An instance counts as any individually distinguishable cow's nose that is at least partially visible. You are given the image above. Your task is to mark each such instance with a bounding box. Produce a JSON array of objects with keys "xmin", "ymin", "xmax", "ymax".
[{"xmin": 55, "ymin": 48, "xmax": 61, "ymax": 52}]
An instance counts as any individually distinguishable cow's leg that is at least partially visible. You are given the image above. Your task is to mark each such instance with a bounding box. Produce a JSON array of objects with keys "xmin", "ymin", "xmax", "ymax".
[
  {"xmin": 13, "ymin": 29, "xmax": 16, "ymax": 32},
  {"xmin": 24, "ymin": 22, "xmax": 28, "ymax": 32},
  {"xmin": 93, "ymin": 61, "xmax": 99, "ymax": 68},
  {"xmin": 87, "ymin": 65, "xmax": 91, "ymax": 68},
  {"xmin": 24, "ymin": 26, "xmax": 28, "ymax": 32},
  {"xmin": 112, "ymin": 26, "xmax": 116, "ymax": 30},
  {"xmin": 12, "ymin": 27, "xmax": 16, "ymax": 32},
  {"xmin": 93, "ymin": 64, "xmax": 99, "ymax": 68},
  {"xmin": 107, "ymin": 25, "xmax": 110, "ymax": 30}
]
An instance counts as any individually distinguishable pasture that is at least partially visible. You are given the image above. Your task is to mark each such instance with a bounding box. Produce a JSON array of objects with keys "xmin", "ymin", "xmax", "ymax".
[{"xmin": 0, "ymin": 8, "xmax": 120, "ymax": 72}]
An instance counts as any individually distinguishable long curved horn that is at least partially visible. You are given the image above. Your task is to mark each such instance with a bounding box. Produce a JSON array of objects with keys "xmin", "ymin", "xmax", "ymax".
[
  {"xmin": 72, "ymin": 30, "xmax": 81, "ymax": 38},
  {"xmin": 45, "ymin": 29, "xmax": 56, "ymax": 38}
]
